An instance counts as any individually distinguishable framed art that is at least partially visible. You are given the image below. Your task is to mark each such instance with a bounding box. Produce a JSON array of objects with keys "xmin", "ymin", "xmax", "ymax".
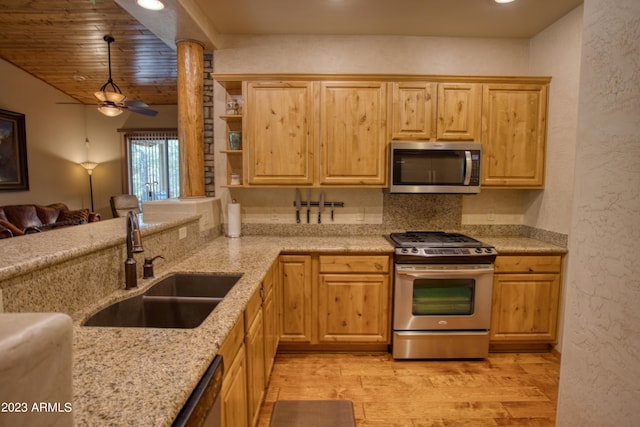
[{"xmin": 0, "ymin": 109, "xmax": 29, "ymax": 191}]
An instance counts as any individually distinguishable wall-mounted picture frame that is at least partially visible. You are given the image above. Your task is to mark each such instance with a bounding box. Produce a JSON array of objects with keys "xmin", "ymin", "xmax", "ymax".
[{"xmin": 0, "ymin": 108, "xmax": 29, "ymax": 191}]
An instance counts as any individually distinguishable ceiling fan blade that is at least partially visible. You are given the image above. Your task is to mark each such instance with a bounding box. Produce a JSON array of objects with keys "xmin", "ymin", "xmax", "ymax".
[
  {"xmin": 124, "ymin": 100, "xmax": 149, "ymax": 108},
  {"xmin": 125, "ymin": 105, "xmax": 158, "ymax": 116}
]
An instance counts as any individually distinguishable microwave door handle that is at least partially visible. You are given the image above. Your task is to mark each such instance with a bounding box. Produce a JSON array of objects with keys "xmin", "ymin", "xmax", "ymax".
[{"xmin": 463, "ymin": 151, "xmax": 472, "ymax": 185}]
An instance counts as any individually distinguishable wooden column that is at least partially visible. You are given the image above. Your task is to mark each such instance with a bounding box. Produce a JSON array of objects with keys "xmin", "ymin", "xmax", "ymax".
[{"xmin": 177, "ymin": 39, "xmax": 205, "ymax": 198}]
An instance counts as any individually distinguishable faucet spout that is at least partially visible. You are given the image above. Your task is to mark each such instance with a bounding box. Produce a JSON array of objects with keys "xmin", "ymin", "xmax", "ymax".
[{"xmin": 125, "ymin": 210, "xmax": 144, "ymax": 290}]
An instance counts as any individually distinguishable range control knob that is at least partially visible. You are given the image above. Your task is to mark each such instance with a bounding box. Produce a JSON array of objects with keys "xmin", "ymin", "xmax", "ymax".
[
  {"xmin": 400, "ymin": 248, "xmax": 409, "ymax": 254},
  {"xmin": 475, "ymin": 248, "xmax": 483, "ymax": 253},
  {"xmin": 411, "ymin": 247, "xmax": 419, "ymax": 254}
]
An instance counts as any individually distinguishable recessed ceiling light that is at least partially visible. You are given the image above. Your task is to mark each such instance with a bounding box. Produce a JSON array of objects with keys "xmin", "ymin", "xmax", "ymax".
[
  {"xmin": 136, "ymin": 0, "xmax": 164, "ymax": 11},
  {"xmin": 495, "ymin": 0, "xmax": 515, "ymax": 3}
]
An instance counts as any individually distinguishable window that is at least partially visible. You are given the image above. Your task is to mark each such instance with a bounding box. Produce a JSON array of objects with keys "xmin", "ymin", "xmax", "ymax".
[{"xmin": 124, "ymin": 130, "xmax": 180, "ymax": 204}]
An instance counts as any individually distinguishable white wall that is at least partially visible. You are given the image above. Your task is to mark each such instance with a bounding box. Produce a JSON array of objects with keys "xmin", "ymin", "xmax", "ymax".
[
  {"xmin": 0, "ymin": 59, "xmax": 178, "ymax": 218},
  {"xmin": 556, "ymin": 0, "xmax": 640, "ymax": 425},
  {"xmin": 526, "ymin": 6, "xmax": 583, "ymax": 235}
]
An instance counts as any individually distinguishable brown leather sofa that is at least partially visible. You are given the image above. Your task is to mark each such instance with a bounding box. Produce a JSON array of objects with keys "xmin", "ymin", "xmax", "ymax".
[{"xmin": 0, "ymin": 203, "xmax": 101, "ymax": 239}]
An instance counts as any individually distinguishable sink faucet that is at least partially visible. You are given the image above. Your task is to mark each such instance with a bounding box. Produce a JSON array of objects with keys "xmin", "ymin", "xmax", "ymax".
[{"xmin": 125, "ymin": 210, "xmax": 144, "ymax": 290}]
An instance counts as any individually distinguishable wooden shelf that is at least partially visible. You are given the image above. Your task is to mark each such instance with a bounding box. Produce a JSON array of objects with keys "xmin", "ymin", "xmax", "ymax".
[
  {"xmin": 220, "ymin": 150, "xmax": 243, "ymax": 154},
  {"xmin": 220, "ymin": 114, "xmax": 243, "ymax": 121}
]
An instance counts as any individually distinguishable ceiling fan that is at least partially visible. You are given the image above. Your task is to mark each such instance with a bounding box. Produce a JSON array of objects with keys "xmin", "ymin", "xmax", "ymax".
[{"xmin": 94, "ymin": 35, "xmax": 158, "ymax": 117}]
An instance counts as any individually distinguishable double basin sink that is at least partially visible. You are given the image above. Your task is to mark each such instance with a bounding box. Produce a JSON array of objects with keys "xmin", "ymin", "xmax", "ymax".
[{"xmin": 83, "ymin": 273, "xmax": 242, "ymax": 329}]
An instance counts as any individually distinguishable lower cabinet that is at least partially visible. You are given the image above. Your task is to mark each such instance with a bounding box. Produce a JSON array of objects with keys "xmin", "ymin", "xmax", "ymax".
[
  {"xmin": 218, "ymin": 259, "xmax": 279, "ymax": 427},
  {"xmin": 490, "ymin": 254, "xmax": 563, "ymax": 351},
  {"xmin": 245, "ymin": 288, "xmax": 265, "ymax": 427},
  {"xmin": 218, "ymin": 317, "xmax": 248, "ymax": 427},
  {"xmin": 278, "ymin": 253, "xmax": 392, "ymax": 351}
]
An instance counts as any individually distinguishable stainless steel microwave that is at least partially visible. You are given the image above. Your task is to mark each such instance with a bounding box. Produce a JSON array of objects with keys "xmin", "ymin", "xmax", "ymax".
[{"xmin": 389, "ymin": 141, "xmax": 482, "ymax": 194}]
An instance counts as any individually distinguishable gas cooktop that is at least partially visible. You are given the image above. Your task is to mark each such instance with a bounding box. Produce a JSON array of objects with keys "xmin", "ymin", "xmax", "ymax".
[
  {"xmin": 389, "ymin": 231, "xmax": 497, "ymax": 263},
  {"xmin": 389, "ymin": 231, "xmax": 484, "ymax": 248}
]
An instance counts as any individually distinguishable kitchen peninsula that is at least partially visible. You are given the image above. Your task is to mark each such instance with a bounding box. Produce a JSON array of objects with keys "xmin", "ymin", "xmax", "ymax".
[{"xmin": 0, "ymin": 210, "xmax": 566, "ymax": 426}]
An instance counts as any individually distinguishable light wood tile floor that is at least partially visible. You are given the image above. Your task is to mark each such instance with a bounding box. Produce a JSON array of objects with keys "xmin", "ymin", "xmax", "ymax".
[{"xmin": 258, "ymin": 352, "xmax": 560, "ymax": 426}]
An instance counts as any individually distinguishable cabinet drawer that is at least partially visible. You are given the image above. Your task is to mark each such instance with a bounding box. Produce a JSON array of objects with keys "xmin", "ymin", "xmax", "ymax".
[
  {"xmin": 319, "ymin": 255, "xmax": 390, "ymax": 274},
  {"xmin": 494, "ymin": 255, "xmax": 562, "ymax": 274}
]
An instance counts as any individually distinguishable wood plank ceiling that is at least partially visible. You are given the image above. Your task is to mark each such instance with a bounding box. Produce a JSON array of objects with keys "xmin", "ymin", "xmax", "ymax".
[{"xmin": 0, "ymin": 0, "xmax": 177, "ymax": 106}]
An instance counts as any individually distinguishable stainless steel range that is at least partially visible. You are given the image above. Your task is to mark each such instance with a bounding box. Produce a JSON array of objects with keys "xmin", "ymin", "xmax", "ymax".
[{"xmin": 389, "ymin": 231, "xmax": 497, "ymax": 359}]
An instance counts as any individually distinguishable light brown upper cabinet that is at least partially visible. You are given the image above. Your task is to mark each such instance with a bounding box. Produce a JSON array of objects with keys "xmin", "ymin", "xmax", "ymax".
[
  {"xmin": 390, "ymin": 82, "xmax": 437, "ymax": 140},
  {"xmin": 437, "ymin": 83, "xmax": 482, "ymax": 141},
  {"xmin": 244, "ymin": 81, "xmax": 315, "ymax": 185},
  {"xmin": 390, "ymin": 82, "xmax": 481, "ymax": 141},
  {"xmin": 481, "ymin": 84, "xmax": 548, "ymax": 188},
  {"xmin": 319, "ymin": 82, "xmax": 388, "ymax": 186}
]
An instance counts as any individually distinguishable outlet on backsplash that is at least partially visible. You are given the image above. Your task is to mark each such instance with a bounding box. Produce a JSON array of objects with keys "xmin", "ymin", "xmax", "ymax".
[{"xmin": 487, "ymin": 209, "xmax": 495, "ymax": 222}]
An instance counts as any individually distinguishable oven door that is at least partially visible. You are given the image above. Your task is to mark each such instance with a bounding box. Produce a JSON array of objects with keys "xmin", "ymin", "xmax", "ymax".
[{"xmin": 393, "ymin": 264, "xmax": 493, "ymax": 331}]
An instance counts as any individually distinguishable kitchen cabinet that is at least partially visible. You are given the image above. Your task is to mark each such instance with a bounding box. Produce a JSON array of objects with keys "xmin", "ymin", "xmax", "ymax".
[
  {"xmin": 319, "ymin": 81, "xmax": 388, "ymax": 186},
  {"xmin": 218, "ymin": 317, "xmax": 248, "ymax": 427},
  {"xmin": 318, "ymin": 255, "xmax": 391, "ymax": 343},
  {"xmin": 278, "ymin": 253, "xmax": 392, "ymax": 351},
  {"xmin": 262, "ymin": 260, "xmax": 279, "ymax": 379},
  {"xmin": 244, "ymin": 288, "xmax": 265, "ymax": 426},
  {"xmin": 481, "ymin": 84, "xmax": 548, "ymax": 188},
  {"xmin": 490, "ymin": 254, "xmax": 563, "ymax": 352},
  {"xmin": 390, "ymin": 82, "xmax": 481, "ymax": 141},
  {"xmin": 278, "ymin": 255, "xmax": 313, "ymax": 343},
  {"xmin": 245, "ymin": 81, "xmax": 315, "ymax": 185},
  {"xmin": 437, "ymin": 83, "xmax": 482, "ymax": 141}
]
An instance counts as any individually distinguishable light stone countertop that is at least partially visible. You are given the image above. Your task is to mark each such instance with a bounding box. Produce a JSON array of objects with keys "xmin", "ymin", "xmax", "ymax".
[
  {"xmin": 70, "ymin": 235, "xmax": 394, "ymax": 427},
  {"xmin": 68, "ymin": 233, "xmax": 565, "ymax": 426},
  {"xmin": 0, "ymin": 213, "xmax": 200, "ymax": 283}
]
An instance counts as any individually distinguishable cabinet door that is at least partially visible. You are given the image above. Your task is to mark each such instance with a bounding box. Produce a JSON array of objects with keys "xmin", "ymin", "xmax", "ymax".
[
  {"xmin": 490, "ymin": 273, "xmax": 560, "ymax": 343},
  {"xmin": 437, "ymin": 83, "xmax": 482, "ymax": 141},
  {"xmin": 320, "ymin": 82, "xmax": 387, "ymax": 185},
  {"xmin": 390, "ymin": 82, "xmax": 437, "ymax": 140},
  {"xmin": 220, "ymin": 343, "xmax": 248, "ymax": 427},
  {"xmin": 263, "ymin": 286, "xmax": 277, "ymax": 377},
  {"xmin": 245, "ymin": 309, "xmax": 265, "ymax": 427},
  {"xmin": 245, "ymin": 81, "xmax": 314, "ymax": 185},
  {"xmin": 262, "ymin": 261, "xmax": 278, "ymax": 378},
  {"xmin": 481, "ymin": 84, "xmax": 548, "ymax": 187},
  {"xmin": 278, "ymin": 255, "xmax": 312, "ymax": 342},
  {"xmin": 317, "ymin": 274, "xmax": 390, "ymax": 343}
]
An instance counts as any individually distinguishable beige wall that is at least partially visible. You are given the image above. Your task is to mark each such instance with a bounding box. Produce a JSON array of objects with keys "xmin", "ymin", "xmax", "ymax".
[
  {"xmin": 557, "ymin": 0, "xmax": 640, "ymax": 424},
  {"xmin": 526, "ymin": 6, "xmax": 583, "ymax": 235},
  {"xmin": 0, "ymin": 59, "xmax": 178, "ymax": 219}
]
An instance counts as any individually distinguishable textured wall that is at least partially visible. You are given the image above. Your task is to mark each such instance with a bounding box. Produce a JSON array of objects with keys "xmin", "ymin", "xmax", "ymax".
[{"xmin": 556, "ymin": 0, "xmax": 640, "ymax": 424}]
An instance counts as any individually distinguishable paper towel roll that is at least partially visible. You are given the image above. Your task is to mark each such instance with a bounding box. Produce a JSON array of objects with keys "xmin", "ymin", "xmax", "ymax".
[{"xmin": 227, "ymin": 202, "xmax": 241, "ymax": 238}]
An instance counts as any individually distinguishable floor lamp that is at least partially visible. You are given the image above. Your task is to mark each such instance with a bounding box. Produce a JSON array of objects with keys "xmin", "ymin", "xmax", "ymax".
[{"xmin": 80, "ymin": 162, "xmax": 99, "ymax": 211}]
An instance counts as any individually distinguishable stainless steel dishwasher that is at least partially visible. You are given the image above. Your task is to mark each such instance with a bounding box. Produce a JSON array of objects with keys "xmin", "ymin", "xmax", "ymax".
[{"xmin": 172, "ymin": 355, "xmax": 224, "ymax": 427}]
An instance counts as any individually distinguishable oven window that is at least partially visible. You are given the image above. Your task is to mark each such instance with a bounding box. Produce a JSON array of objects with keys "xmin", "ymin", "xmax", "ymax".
[{"xmin": 412, "ymin": 279, "xmax": 475, "ymax": 315}]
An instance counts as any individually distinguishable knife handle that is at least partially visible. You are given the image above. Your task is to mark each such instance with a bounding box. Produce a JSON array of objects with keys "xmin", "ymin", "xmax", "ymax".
[
  {"xmin": 296, "ymin": 211, "xmax": 300, "ymax": 223},
  {"xmin": 306, "ymin": 209, "xmax": 310, "ymax": 223}
]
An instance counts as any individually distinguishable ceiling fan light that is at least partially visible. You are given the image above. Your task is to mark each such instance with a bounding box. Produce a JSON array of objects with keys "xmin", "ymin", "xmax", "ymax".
[
  {"xmin": 137, "ymin": 0, "xmax": 165, "ymax": 10},
  {"xmin": 97, "ymin": 104, "xmax": 124, "ymax": 117},
  {"xmin": 94, "ymin": 90, "xmax": 126, "ymax": 104}
]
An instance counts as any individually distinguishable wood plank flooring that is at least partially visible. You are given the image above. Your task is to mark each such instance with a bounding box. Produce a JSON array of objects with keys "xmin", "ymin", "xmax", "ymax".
[{"xmin": 258, "ymin": 352, "xmax": 560, "ymax": 426}]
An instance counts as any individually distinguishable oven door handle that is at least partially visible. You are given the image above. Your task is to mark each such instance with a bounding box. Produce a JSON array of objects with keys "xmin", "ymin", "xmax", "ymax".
[{"xmin": 396, "ymin": 267, "xmax": 493, "ymax": 279}]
